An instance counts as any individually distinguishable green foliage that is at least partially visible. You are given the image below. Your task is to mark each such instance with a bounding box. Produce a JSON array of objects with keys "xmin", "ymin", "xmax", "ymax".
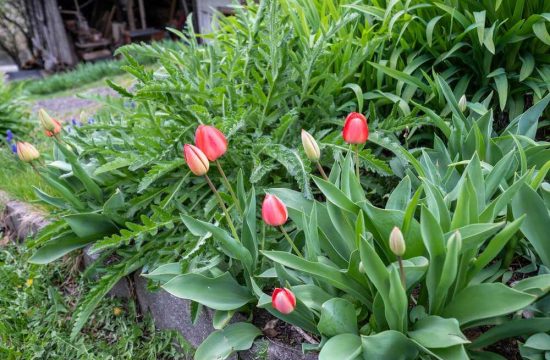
[
  {"xmin": 0, "ymin": 75, "xmax": 31, "ymax": 139},
  {"xmin": 0, "ymin": 243, "xmax": 191, "ymax": 359}
]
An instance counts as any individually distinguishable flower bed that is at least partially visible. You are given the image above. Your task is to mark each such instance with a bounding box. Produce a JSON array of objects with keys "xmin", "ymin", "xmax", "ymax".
[{"xmin": 3, "ymin": 1, "xmax": 550, "ymax": 359}]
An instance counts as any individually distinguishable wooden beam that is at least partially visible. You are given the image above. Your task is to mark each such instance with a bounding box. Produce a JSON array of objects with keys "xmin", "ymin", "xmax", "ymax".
[{"xmin": 137, "ymin": 0, "xmax": 146, "ymax": 29}]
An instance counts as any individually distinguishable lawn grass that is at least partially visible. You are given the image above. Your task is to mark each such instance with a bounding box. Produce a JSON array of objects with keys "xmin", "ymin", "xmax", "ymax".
[
  {"xmin": 0, "ymin": 242, "xmax": 192, "ymax": 359},
  {"xmin": 0, "ymin": 142, "xmax": 53, "ymax": 204}
]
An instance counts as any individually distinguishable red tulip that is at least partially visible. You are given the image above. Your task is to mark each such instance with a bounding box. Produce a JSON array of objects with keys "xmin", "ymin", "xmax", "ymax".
[
  {"xmin": 195, "ymin": 125, "xmax": 228, "ymax": 161},
  {"xmin": 262, "ymin": 194, "xmax": 288, "ymax": 226},
  {"xmin": 184, "ymin": 144, "xmax": 209, "ymax": 176},
  {"xmin": 272, "ymin": 288, "xmax": 296, "ymax": 314},
  {"xmin": 342, "ymin": 112, "xmax": 369, "ymax": 144},
  {"xmin": 44, "ymin": 119, "xmax": 62, "ymax": 137}
]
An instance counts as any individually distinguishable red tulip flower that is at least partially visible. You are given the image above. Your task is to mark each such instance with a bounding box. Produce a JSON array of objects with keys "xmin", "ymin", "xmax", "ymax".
[
  {"xmin": 44, "ymin": 119, "xmax": 62, "ymax": 137},
  {"xmin": 184, "ymin": 144, "xmax": 209, "ymax": 176},
  {"xmin": 195, "ymin": 125, "xmax": 228, "ymax": 161},
  {"xmin": 262, "ymin": 194, "xmax": 288, "ymax": 226},
  {"xmin": 272, "ymin": 288, "xmax": 296, "ymax": 314},
  {"xmin": 342, "ymin": 112, "xmax": 369, "ymax": 144}
]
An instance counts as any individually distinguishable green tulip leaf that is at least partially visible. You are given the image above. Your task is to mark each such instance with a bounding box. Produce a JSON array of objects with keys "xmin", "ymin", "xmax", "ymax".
[
  {"xmin": 318, "ymin": 298, "xmax": 358, "ymax": 336},
  {"xmin": 361, "ymin": 330, "xmax": 419, "ymax": 360},
  {"xmin": 194, "ymin": 322, "xmax": 261, "ymax": 360},
  {"xmin": 408, "ymin": 316, "xmax": 469, "ymax": 349},
  {"xmin": 319, "ymin": 333, "xmax": 362, "ymax": 360},
  {"xmin": 442, "ymin": 283, "xmax": 535, "ymax": 325},
  {"xmin": 162, "ymin": 272, "xmax": 253, "ymax": 311}
]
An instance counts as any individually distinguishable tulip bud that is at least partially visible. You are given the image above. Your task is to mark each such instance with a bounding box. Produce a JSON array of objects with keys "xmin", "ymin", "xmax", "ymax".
[
  {"xmin": 301, "ymin": 129, "xmax": 320, "ymax": 161},
  {"xmin": 184, "ymin": 144, "xmax": 209, "ymax": 176},
  {"xmin": 272, "ymin": 287, "xmax": 296, "ymax": 314},
  {"xmin": 342, "ymin": 112, "xmax": 369, "ymax": 144},
  {"xmin": 358, "ymin": 261, "xmax": 365, "ymax": 274},
  {"xmin": 16, "ymin": 141, "xmax": 40, "ymax": 162},
  {"xmin": 389, "ymin": 226, "xmax": 406, "ymax": 257},
  {"xmin": 458, "ymin": 95, "xmax": 467, "ymax": 113},
  {"xmin": 194, "ymin": 125, "xmax": 228, "ymax": 161},
  {"xmin": 262, "ymin": 194, "xmax": 288, "ymax": 226},
  {"xmin": 38, "ymin": 109, "xmax": 62, "ymax": 137}
]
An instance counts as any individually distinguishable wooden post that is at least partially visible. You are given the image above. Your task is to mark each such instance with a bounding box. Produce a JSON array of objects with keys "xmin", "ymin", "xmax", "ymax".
[
  {"xmin": 137, "ymin": 0, "xmax": 146, "ymax": 29},
  {"xmin": 127, "ymin": 0, "xmax": 136, "ymax": 30},
  {"xmin": 25, "ymin": 0, "xmax": 77, "ymax": 71}
]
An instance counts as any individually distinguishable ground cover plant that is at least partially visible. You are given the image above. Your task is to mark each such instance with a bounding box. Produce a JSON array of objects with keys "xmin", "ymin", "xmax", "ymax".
[
  {"xmin": 3, "ymin": 0, "xmax": 549, "ymax": 359},
  {"xmin": 0, "ymin": 241, "xmax": 190, "ymax": 359}
]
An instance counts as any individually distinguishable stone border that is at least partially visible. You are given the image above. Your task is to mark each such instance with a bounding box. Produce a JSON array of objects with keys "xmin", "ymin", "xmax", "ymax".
[{"xmin": 0, "ymin": 193, "xmax": 318, "ymax": 359}]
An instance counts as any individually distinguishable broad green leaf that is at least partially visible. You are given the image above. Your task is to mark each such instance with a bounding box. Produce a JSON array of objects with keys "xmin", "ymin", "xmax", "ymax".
[
  {"xmin": 409, "ymin": 316, "xmax": 469, "ymax": 349},
  {"xmin": 262, "ymin": 251, "xmax": 371, "ymax": 306},
  {"xmin": 386, "ymin": 176, "xmax": 411, "ymax": 211},
  {"xmin": 533, "ymin": 21, "xmax": 550, "ymax": 46},
  {"xmin": 142, "ymin": 262, "xmax": 182, "ymax": 283},
  {"xmin": 313, "ymin": 176, "xmax": 359, "ymax": 214},
  {"xmin": 473, "ymin": 11, "xmax": 486, "ymax": 45},
  {"xmin": 361, "ymin": 330, "xmax": 419, "ymax": 360},
  {"xmin": 512, "ymin": 274, "xmax": 550, "ymax": 297},
  {"xmin": 194, "ymin": 322, "xmax": 261, "ymax": 360},
  {"xmin": 292, "ymin": 284, "xmax": 332, "ymax": 312},
  {"xmin": 442, "ymin": 283, "xmax": 535, "ymax": 325},
  {"xmin": 319, "ymin": 333, "xmax": 362, "ymax": 360},
  {"xmin": 511, "ymin": 184, "xmax": 550, "ymax": 266},
  {"xmin": 29, "ymin": 232, "xmax": 93, "ymax": 264},
  {"xmin": 519, "ymin": 53, "xmax": 535, "ymax": 81},
  {"xmin": 471, "ymin": 318, "xmax": 550, "ymax": 349},
  {"xmin": 504, "ymin": 93, "xmax": 550, "ymax": 139},
  {"xmin": 162, "ymin": 272, "xmax": 253, "ymax": 311},
  {"xmin": 318, "ymin": 298, "xmax": 358, "ymax": 336},
  {"xmin": 63, "ymin": 213, "xmax": 117, "ymax": 239}
]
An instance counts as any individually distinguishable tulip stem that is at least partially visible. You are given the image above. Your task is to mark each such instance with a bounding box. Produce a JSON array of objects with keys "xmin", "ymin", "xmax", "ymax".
[
  {"xmin": 205, "ymin": 174, "xmax": 240, "ymax": 242},
  {"xmin": 397, "ymin": 256, "xmax": 406, "ymax": 290},
  {"xmin": 316, "ymin": 162, "xmax": 328, "ymax": 180},
  {"xmin": 279, "ymin": 226, "xmax": 303, "ymax": 258},
  {"xmin": 354, "ymin": 145, "xmax": 360, "ymax": 179},
  {"xmin": 215, "ymin": 160, "xmax": 242, "ymax": 215}
]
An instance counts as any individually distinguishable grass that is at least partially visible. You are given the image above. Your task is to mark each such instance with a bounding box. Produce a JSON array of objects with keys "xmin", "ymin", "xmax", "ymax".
[
  {"xmin": 0, "ymin": 143, "xmax": 52, "ymax": 204},
  {"xmin": 0, "ymin": 242, "xmax": 193, "ymax": 359}
]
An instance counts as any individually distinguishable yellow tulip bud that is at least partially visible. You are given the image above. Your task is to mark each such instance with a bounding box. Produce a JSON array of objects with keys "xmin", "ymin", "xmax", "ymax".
[
  {"xmin": 16, "ymin": 142, "xmax": 40, "ymax": 162},
  {"xmin": 389, "ymin": 226, "xmax": 406, "ymax": 257},
  {"xmin": 301, "ymin": 129, "xmax": 321, "ymax": 161}
]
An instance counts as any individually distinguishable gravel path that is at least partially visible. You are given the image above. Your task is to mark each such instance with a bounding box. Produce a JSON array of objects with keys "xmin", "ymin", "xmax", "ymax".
[{"xmin": 31, "ymin": 86, "xmax": 118, "ymax": 121}]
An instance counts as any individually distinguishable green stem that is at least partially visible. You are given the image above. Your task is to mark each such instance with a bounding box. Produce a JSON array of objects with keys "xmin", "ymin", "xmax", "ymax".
[
  {"xmin": 354, "ymin": 144, "xmax": 360, "ymax": 179},
  {"xmin": 316, "ymin": 161, "xmax": 328, "ymax": 180},
  {"xmin": 215, "ymin": 160, "xmax": 242, "ymax": 215},
  {"xmin": 397, "ymin": 256, "xmax": 406, "ymax": 290},
  {"xmin": 279, "ymin": 226, "xmax": 303, "ymax": 258},
  {"xmin": 205, "ymin": 174, "xmax": 240, "ymax": 242}
]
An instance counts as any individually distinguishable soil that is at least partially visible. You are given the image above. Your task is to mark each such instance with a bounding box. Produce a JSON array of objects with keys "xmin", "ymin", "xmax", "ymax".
[
  {"xmin": 464, "ymin": 326, "xmax": 521, "ymax": 359},
  {"xmin": 252, "ymin": 308, "xmax": 319, "ymax": 347}
]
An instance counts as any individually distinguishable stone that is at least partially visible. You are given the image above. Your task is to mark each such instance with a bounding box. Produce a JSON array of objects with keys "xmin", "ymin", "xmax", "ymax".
[
  {"xmin": 133, "ymin": 272, "xmax": 217, "ymax": 348},
  {"xmin": 240, "ymin": 339, "xmax": 318, "ymax": 360},
  {"xmin": 1, "ymin": 199, "xmax": 50, "ymax": 242},
  {"xmin": 81, "ymin": 244, "xmax": 131, "ymax": 299}
]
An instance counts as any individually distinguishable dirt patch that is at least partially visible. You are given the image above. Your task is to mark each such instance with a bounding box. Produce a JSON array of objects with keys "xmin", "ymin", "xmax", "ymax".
[{"xmin": 31, "ymin": 86, "xmax": 118, "ymax": 121}]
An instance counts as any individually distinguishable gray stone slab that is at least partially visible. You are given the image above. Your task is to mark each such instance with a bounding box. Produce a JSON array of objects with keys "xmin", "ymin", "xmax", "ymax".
[
  {"xmin": 1, "ymin": 199, "xmax": 50, "ymax": 241},
  {"xmin": 133, "ymin": 272, "xmax": 217, "ymax": 348}
]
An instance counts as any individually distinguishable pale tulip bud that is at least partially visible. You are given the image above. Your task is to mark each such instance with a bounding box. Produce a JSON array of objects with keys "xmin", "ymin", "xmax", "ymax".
[
  {"xmin": 458, "ymin": 95, "xmax": 467, "ymax": 113},
  {"xmin": 301, "ymin": 129, "xmax": 320, "ymax": 161},
  {"xmin": 389, "ymin": 226, "xmax": 406, "ymax": 257},
  {"xmin": 183, "ymin": 144, "xmax": 209, "ymax": 176},
  {"xmin": 38, "ymin": 109, "xmax": 62, "ymax": 137},
  {"xmin": 16, "ymin": 141, "xmax": 40, "ymax": 162}
]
